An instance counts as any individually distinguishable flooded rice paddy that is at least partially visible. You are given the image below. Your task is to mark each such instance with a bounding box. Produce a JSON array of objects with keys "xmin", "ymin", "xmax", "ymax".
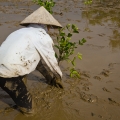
[{"xmin": 0, "ymin": 0, "xmax": 120, "ymax": 120}]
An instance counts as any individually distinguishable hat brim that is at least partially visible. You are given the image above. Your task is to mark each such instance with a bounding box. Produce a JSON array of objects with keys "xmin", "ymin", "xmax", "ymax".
[{"xmin": 20, "ymin": 6, "xmax": 62, "ymax": 28}]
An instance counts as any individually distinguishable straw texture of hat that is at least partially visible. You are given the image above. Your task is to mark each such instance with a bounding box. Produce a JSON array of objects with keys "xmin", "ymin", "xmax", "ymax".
[{"xmin": 20, "ymin": 6, "xmax": 62, "ymax": 27}]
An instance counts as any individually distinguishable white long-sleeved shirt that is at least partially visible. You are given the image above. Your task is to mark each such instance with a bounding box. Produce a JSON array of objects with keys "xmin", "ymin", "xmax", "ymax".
[{"xmin": 0, "ymin": 24, "xmax": 62, "ymax": 78}]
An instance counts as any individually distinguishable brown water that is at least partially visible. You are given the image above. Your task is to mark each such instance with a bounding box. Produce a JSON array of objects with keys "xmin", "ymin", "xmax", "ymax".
[{"xmin": 0, "ymin": 0, "xmax": 120, "ymax": 120}]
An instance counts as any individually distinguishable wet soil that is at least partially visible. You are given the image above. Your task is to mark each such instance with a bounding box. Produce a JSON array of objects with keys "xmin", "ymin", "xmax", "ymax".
[{"xmin": 0, "ymin": 0, "xmax": 120, "ymax": 120}]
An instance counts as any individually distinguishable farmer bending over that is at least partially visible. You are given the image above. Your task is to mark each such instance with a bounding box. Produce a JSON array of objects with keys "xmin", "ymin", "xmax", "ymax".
[{"xmin": 0, "ymin": 6, "xmax": 63, "ymax": 115}]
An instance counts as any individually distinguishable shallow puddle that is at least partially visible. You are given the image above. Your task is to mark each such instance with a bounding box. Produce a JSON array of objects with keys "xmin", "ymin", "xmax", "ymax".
[{"xmin": 0, "ymin": 0, "xmax": 120, "ymax": 120}]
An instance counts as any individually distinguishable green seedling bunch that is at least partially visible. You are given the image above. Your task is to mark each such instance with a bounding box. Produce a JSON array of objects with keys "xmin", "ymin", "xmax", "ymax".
[
  {"xmin": 32, "ymin": 0, "xmax": 87, "ymax": 79},
  {"xmin": 55, "ymin": 24, "xmax": 86, "ymax": 78},
  {"xmin": 84, "ymin": 0, "xmax": 93, "ymax": 5},
  {"xmin": 33, "ymin": 0, "xmax": 55, "ymax": 14}
]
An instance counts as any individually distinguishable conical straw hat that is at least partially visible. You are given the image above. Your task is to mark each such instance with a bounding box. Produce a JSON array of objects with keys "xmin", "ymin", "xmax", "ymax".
[{"xmin": 20, "ymin": 6, "xmax": 62, "ymax": 27}]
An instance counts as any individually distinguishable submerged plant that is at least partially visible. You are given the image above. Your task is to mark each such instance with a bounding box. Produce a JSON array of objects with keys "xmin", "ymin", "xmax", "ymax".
[{"xmin": 84, "ymin": 0, "xmax": 93, "ymax": 5}]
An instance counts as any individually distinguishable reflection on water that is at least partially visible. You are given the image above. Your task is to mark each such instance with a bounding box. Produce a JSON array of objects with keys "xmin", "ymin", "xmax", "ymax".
[
  {"xmin": 82, "ymin": 1, "xmax": 120, "ymax": 26},
  {"xmin": 82, "ymin": 0, "xmax": 120, "ymax": 49},
  {"xmin": 109, "ymin": 30, "xmax": 120, "ymax": 50}
]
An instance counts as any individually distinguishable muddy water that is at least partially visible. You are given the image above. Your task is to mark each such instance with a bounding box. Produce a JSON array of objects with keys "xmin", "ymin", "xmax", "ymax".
[{"xmin": 0, "ymin": 0, "xmax": 120, "ymax": 120}]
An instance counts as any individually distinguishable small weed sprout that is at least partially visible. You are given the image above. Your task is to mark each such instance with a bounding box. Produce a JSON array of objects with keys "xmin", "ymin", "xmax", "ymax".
[{"xmin": 84, "ymin": 0, "xmax": 93, "ymax": 5}]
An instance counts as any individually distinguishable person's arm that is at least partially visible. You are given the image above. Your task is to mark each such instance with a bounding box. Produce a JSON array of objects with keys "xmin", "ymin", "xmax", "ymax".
[{"xmin": 36, "ymin": 59, "xmax": 63, "ymax": 88}]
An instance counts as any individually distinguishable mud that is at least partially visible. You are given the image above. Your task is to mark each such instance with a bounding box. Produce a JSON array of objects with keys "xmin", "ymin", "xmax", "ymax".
[
  {"xmin": 0, "ymin": 0, "xmax": 120, "ymax": 120},
  {"xmin": 4, "ymin": 81, "xmax": 18, "ymax": 91}
]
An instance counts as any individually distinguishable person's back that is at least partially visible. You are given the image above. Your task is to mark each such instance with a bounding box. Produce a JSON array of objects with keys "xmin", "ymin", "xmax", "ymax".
[
  {"xmin": 0, "ymin": 25, "xmax": 62, "ymax": 78},
  {"xmin": 0, "ymin": 27, "xmax": 41, "ymax": 78},
  {"xmin": 0, "ymin": 6, "xmax": 63, "ymax": 115}
]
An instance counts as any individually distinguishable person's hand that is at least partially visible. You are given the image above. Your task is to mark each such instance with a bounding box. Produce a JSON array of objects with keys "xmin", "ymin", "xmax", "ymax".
[{"xmin": 46, "ymin": 75, "xmax": 63, "ymax": 89}]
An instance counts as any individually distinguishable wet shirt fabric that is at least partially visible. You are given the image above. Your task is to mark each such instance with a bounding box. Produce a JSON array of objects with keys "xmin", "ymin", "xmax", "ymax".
[{"xmin": 0, "ymin": 24, "xmax": 62, "ymax": 78}]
